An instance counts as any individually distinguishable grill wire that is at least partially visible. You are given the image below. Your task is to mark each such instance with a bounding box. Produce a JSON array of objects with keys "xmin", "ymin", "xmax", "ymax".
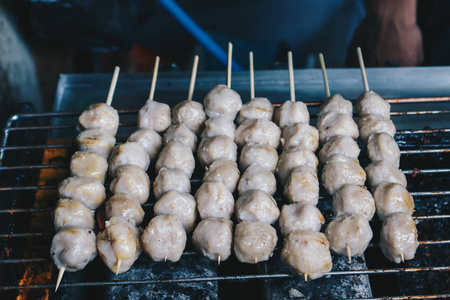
[{"xmin": 0, "ymin": 97, "xmax": 449, "ymax": 299}]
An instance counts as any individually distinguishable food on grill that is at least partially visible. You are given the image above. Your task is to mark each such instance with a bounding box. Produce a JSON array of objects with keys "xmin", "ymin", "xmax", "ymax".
[
  {"xmin": 233, "ymin": 221, "xmax": 277, "ymax": 264},
  {"xmin": 197, "ymin": 135, "xmax": 237, "ymax": 168},
  {"xmin": 367, "ymin": 132, "xmax": 400, "ymax": 167},
  {"xmin": 192, "ymin": 218, "xmax": 233, "ymax": 263},
  {"xmin": 235, "ymin": 190, "xmax": 280, "ymax": 224},
  {"xmin": 156, "ymin": 141, "xmax": 195, "ymax": 177},
  {"xmin": 110, "ymin": 165, "xmax": 150, "ymax": 204},
  {"xmin": 201, "ymin": 116, "xmax": 236, "ymax": 140},
  {"xmin": 141, "ymin": 215, "xmax": 187, "ymax": 262},
  {"xmin": 78, "ymin": 103, "xmax": 119, "ymax": 136},
  {"xmin": 58, "ymin": 176, "xmax": 106, "ymax": 210},
  {"xmin": 276, "ymin": 146, "xmax": 318, "ymax": 185},
  {"xmin": 322, "ymin": 154, "xmax": 366, "ymax": 195},
  {"xmin": 77, "ymin": 128, "xmax": 116, "ymax": 158},
  {"xmin": 235, "ymin": 118, "xmax": 281, "ymax": 149},
  {"xmin": 127, "ymin": 128, "xmax": 163, "ymax": 160},
  {"xmin": 96, "ymin": 217, "xmax": 142, "ymax": 274},
  {"xmin": 356, "ymin": 91, "xmax": 391, "ymax": 119},
  {"xmin": 53, "ymin": 199, "xmax": 95, "ymax": 231},
  {"xmin": 365, "ymin": 159, "xmax": 407, "ymax": 190},
  {"xmin": 359, "ymin": 114, "xmax": 396, "ymax": 144},
  {"xmin": 283, "ymin": 165, "xmax": 319, "ymax": 205},
  {"xmin": 279, "ymin": 203, "xmax": 324, "ymax": 237},
  {"xmin": 163, "ymin": 123, "xmax": 198, "ymax": 152},
  {"xmin": 105, "ymin": 193, "xmax": 145, "ymax": 226},
  {"xmin": 70, "ymin": 150, "xmax": 108, "ymax": 183},
  {"xmin": 332, "ymin": 184, "xmax": 375, "ymax": 220},
  {"xmin": 274, "ymin": 100, "xmax": 309, "ymax": 129},
  {"xmin": 380, "ymin": 212, "xmax": 419, "ymax": 263},
  {"xmin": 153, "ymin": 190, "xmax": 197, "ymax": 233},
  {"xmin": 203, "ymin": 159, "xmax": 240, "ymax": 193},
  {"xmin": 172, "ymin": 100, "xmax": 206, "ymax": 135},
  {"xmin": 281, "ymin": 123, "xmax": 319, "ymax": 151},
  {"xmin": 318, "ymin": 135, "xmax": 360, "ymax": 164},
  {"xmin": 318, "ymin": 93, "xmax": 353, "ymax": 116},
  {"xmin": 195, "ymin": 181, "xmax": 235, "ymax": 220},
  {"xmin": 236, "ymin": 97, "xmax": 274, "ymax": 124},
  {"xmin": 204, "ymin": 84, "xmax": 242, "ymax": 121},
  {"xmin": 281, "ymin": 230, "xmax": 332, "ymax": 280},
  {"xmin": 373, "ymin": 182, "xmax": 415, "ymax": 220},
  {"xmin": 237, "ymin": 165, "xmax": 277, "ymax": 196},
  {"xmin": 153, "ymin": 167, "xmax": 191, "ymax": 200},
  {"xmin": 108, "ymin": 142, "xmax": 150, "ymax": 177},
  {"xmin": 239, "ymin": 143, "xmax": 278, "ymax": 173},
  {"xmin": 137, "ymin": 100, "xmax": 171, "ymax": 133},
  {"xmin": 317, "ymin": 112, "xmax": 359, "ymax": 144}
]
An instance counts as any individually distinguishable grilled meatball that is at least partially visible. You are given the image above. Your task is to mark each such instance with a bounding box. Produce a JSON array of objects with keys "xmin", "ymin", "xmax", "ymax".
[
  {"xmin": 322, "ymin": 154, "xmax": 366, "ymax": 195},
  {"xmin": 70, "ymin": 151, "xmax": 108, "ymax": 183},
  {"xmin": 365, "ymin": 160, "xmax": 407, "ymax": 190},
  {"xmin": 54, "ymin": 199, "xmax": 95, "ymax": 231},
  {"xmin": 235, "ymin": 190, "xmax": 280, "ymax": 224},
  {"xmin": 110, "ymin": 165, "xmax": 150, "ymax": 205},
  {"xmin": 141, "ymin": 215, "xmax": 187, "ymax": 262},
  {"xmin": 203, "ymin": 159, "xmax": 240, "ymax": 193},
  {"xmin": 137, "ymin": 100, "xmax": 171, "ymax": 133},
  {"xmin": 204, "ymin": 85, "xmax": 242, "ymax": 121},
  {"xmin": 192, "ymin": 218, "xmax": 233, "ymax": 262},
  {"xmin": 332, "ymin": 184, "xmax": 375, "ymax": 220},
  {"xmin": 380, "ymin": 212, "xmax": 419, "ymax": 263},
  {"xmin": 156, "ymin": 141, "xmax": 195, "ymax": 177},
  {"xmin": 195, "ymin": 182, "xmax": 234, "ymax": 220},
  {"xmin": 128, "ymin": 128, "xmax": 162, "ymax": 160},
  {"xmin": 201, "ymin": 116, "xmax": 236, "ymax": 140},
  {"xmin": 274, "ymin": 100, "xmax": 309, "ymax": 129},
  {"xmin": 153, "ymin": 167, "xmax": 191, "ymax": 200},
  {"xmin": 238, "ymin": 165, "xmax": 277, "ymax": 196},
  {"xmin": 276, "ymin": 146, "xmax": 318, "ymax": 185},
  {"xmin": 356, "ymin": 91, "xmax": 391, "ymax": 119},
  {"xmin": 59, "ymin": 176, "xmax": 106, "ymax": 210},
  {"xmin": 236, "ymin": 97, "xmax": 274, "ymax": 124},
  {"xmin": 239, "ymin": 144, "xmax": 278, "ymax": 173},
  {"xmin": 359, "ymin": 114, "xmax": 396, "ymax": 145},
  {"xmin": 235, "ymin": 118, "xmax": 281, "ymax": 149},
  {"xmin": 108, "ymin": 142, "xmax": 150, "ymax": 177},
  {"xmin": 281, "ymin": 231, "xmax": 332, "ymax": 280},
  {"xmin": 233, "ymin": 221, "xmax": 277, "ymax": 264},
  {"xmin": 163, "ymin": 123, "xmax": 197, "ymax": 152},
  {"xmin": 172, "ymin": 100, "xmax": 206, "ymax": 135},
  {"xmin": 51, "ymin": 227, "xmax": 97, "ymax": 272},
  {"xmin": 284, "ymin": 165, "xmax": 319, "ymax": 206},
  {"xmin": 281, "ymin": 123, "xmax": 319, "ymax": 152},
  {"xmin": 105, "ymin": 194, "xmax": 144, "ymax": 226},
  {"xmin": 79, "ymin": 103, "xmax": 119, "ymax": 136},
  {"xmin": 367, "ymin": 132, "xmax": 400, "ymax": 167},
  {"xmin": 197, "ymin": 135, "xmax": 237, "ymax": 168},
  {"xmin": 317, "ymin": 112, "xmax": 359, "ymax": 144},
  {"xmin": 153, "ymin": 190, "xmax": 197, "ymax": 233},
  {"xmin": 318, "ymin": 93, "xmax": 353, "ymax": 116},
  {"xmin": 77, "ymin": 128, "xmax": 116, "ymax": 158},
  {"xmin": 373, "ymin": 183, "xmax": 414, "ymax": 220},
  {"xmin": 318, "ymin": 135, "xmax": 360, "ymax": 165},
  {"xmin": 279, "ymin": 203, "xmax": 324, "ymax": 237}
]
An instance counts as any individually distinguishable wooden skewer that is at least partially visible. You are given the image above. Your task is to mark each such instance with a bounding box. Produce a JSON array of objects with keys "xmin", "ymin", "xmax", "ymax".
[
  {"xmin": 55, "ymin": 267, "xmax": 65, "ymax": 292},
  {"xmin": 304, "ymin": 273, "xmax": 308, "ymax": 282},
  {"xmin": 318, "ymin": 53, "xmax": 331, "ymax": 98},
  {"xmin": 217, "ymin": 255, "xmax": 221, "ymax": 266},
  {"xmin": 149, "ymin": 56, "xmax": 160, "ymax": 101},
  {"xmin": 249, "ymin": 52, "xmax": 255, "ymax": 99},
  {"xmin": 400, "ymin": 253, "xmax": 405, "ymax": 263},
  {"xmin": 227, "ymin": 43, "xmax": 233, "ymax": 88},
  {"xmin": 356, "ymin": 47, "xmax": 370, "ymax": 93},
  {"xmin": 346, "ymin": 244, "xmax": 352, "ymax": 263},
  {"xmin": 254, "ymin": 258, "xmax": 258, "ymax": 264},
  {"xmin": 164, "ymin": 255, "xmax": 167, "ymax": 262},
  {"xmin": 287, "ymin": 51, "xmax": 295, "ymax": 102},
  {"xmin": 105, "ymin": 66, "xmax": 120, "ymax": 106},
  {"xmin": 116, "ymin": 259, "xmax": 122, "ymax": 275},
  {"xmin": 188, "ymin": 55, "xmax": 199, "ymax": 101}
]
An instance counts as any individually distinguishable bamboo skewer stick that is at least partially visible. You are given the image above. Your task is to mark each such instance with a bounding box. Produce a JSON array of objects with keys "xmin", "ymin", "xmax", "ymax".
[
  {"xmin": 106, "ymin": 66, "xmax": 120, "ymax": 106},
  {"xmin": 149, "ymin": 56, "xmax": 160, "ymax": 100},
  {"xmin": 116, "ymin": 259, "xmax": 122, "ymax": 275},
  {"xmin": 227, "ymin": 43, "xmax": 233, "ymax": 88},
  {"xmin": 188, "ymin": 55, "xmax": 199, "ymax": 101},
  {"xmin": 288, "ymin": 51, "xmax": 295, "ymax": 102},
  {"xmin": 319, "ymin": 53, "xmax": 331, "ymax": 98},
  {"xmin": 249, "ymin": 52, "xmax": 255, "ymax": 99},
  {"xmin": 55, "ymin": 267, "xmax": 65, "ymax": 292},
  {"xmin": 357, "ymin": 47, "xmax": 370, "ymax": 92}
]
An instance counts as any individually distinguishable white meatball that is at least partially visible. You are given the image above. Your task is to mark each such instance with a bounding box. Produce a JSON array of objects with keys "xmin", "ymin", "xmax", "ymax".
[
  {"xmin": 332, "ymin": 184, "xmax": 375, "ymax": 220},
  {"xmin": 70, "ymin": 151, "xmax": 108, "ymax": 183},
  {"xmin": 233, "ymin": 221, "xmax": 277, "ymax": 264},
  {"xmin": 156, "ymin": 141, "xmax": 195, "ymax": 177},
  {"xmin": 356, "ymin": 91, "xmax": 391, "ymax": 119},
  {"xmin": 54, "ymin": 199, "xmax": 95, "ymax": 231},
  {"xmin": 322, "ymin": 154, "xmax": 366, "ymax": 195},
  {"xmin": 237, "ymin": 97, "xmax": 274, "ymax": 124},
  {"xmin": 283, "ymin": 165, "xmax": 319, "ymax": 206},
  {"xmin": 373, "ymin": 183, "xmax": 414, "ymax": 220},
  {"xmin": 274, "ymin": 100, "xmax": 309, "ymax": 128},
  {"xmin": 141, "ymin": 215, "xmax": 187, "ymax": 262},
  {"xmin": 281, "ymin": 231, "xmax": 332, "ymax": 280},
  {"xmin": 79, "ymin": 103, "xmax": 119, "ymax": 136},
  {"xmin": 238, "ymin": 165, "xmax": 277, "ymax": 196},
  {"xmin": 365, "ymin": 160, "xmax": 407, "ymax": 190},
  {"xmin": 192, "ymin": 219, "xmax": 233, "ymax": 262},
  {"xmin": 108, "ymin": 142, "xmax": 150, "ymax": 177},
  {"xmin": 380, "ymin": 212, "xmax": 419, "ymax": 263},
  {"xmin": 235, "ymin": 118, "xmax": 281, "ymax": 149},
  {"xmin": 359, "ymin": 114, "xmax": 396, "ymax": 145},
  {"xmin": 195, "ymin": 182, "xmax": 234, "ymax": 220},
  {"xmin": 110, "ymin": 165, "xmax": 150, "ymax": 205},
  {"xmin": 318, "ymin": 93, "xmax": 353, "ymax": 116},
  {"xmin": 276, "ymin": 146, "xmax": 318, "ymax": 185},
  {"xmin": 137, "ymin": 100, "xmax": 171, "ymax": 133},
  {"xmin": 105, "ymin": 194, "xmax": 144, "ymax": 226},
  {"xmin": 128, "ymin": 128, "xmax": 162, "ymax": 160},
  {"xmin": 201, "ymin": 116, "xmax": 236, "ymax": 140},
  {"xmin": 367, "ymin": 132, "xmax": 400, "ymax": 167},
  {"xmin": 153, "ymin": 190, "xmax": 197, "ymax": 233},
  {"xmin": 239, "ymin": 144, "xmax": 278, "ymax": 173},
  {"xmin": 279, "ymin": 203, "xmax": 324, "ymax": 237},
  {"xmin": 235, "ymin": 190, "xmax": 280, "ymax": 224},
  {"xmin": 204, "ymin": 85, "xmax": 242, "ymax": 121},
  {"xmin": 163, "ymin": 123, "xmax": 197, "ymax": 152},
  {"xmin": 153, "ymin": 168, "xmax": 191, "ymax": 200},
  {"xmin": 172, "ymin": 100, "xmax": 206, "ymax": 135},
  {"xmin": 203, "ymin": 159, "xmax": 240, "ymax": 193},
  {"xmin": 325, "ymin": 213, "xmax": 373, "ymax": 257},
  {"xmin": 51, "ymin": 227, "xmax": 97, "ymax": 272},
  {"xmin": 58, "ymin": 176, "xmax": 106, "ymax": 210},
  {"xmin": 318, "ymin": 135, "xmax": 360, "ymax": 164},
  {"xmin": 317, "ymin": 112, "xmax": 359, "ymax": 144},
  {"xmin": 77, "ymin": 128, "xmax": 116, "ymax": 158},
  {"xmin": 281, "ymin": 123, "xmax": 319, "ymax": 152},
  {"xmin": 197, "ymin": 136, "xmax": 237, "ymax": 168}
]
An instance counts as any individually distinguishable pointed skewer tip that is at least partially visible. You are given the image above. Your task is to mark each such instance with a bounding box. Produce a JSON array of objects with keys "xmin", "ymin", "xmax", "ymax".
[
  {"xmin": 164, "ymin": 255, "xmax": 168, "ymax": 262},
  {"xmin": 400, "ymin": 253, "xmax": 405, "ymax": 263},
  {"xmin": 217, "ymin": 255, "xmax": 221, "ymax": 266},
  {"xmin": 116, "ymin": 259, "xmax": 122, "ymax": 275},
  {"xmin": 55, "ymin": 267, "xmax": 65, "ymax": 292},
  {"xmin": 346, "ymin": 244, "xmax": 352, "ymax": 263},
  {"xmin": 304, "ymin": 273, "xmax": 308, "ymax": 282}
]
